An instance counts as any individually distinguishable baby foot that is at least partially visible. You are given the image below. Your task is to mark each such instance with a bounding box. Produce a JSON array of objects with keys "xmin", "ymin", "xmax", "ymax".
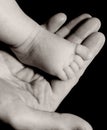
[
  {"xmin": 0, "ymin": 0, "xmax": 101, "ymax": 80},
  {"xmin": 1, "ymin": 13, "xmax": 104, "ymax": 113},
  {"xmin": 12, "ymin": 18, "xmax": 100, "ymax": 81}
]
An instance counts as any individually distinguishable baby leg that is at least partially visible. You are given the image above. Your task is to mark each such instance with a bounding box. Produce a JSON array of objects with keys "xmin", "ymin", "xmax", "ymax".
[
  {"xmin": 14, "ymin": 18, "xmax": 101, "ymax": 80},
  {"xmin": 0, "ymin": 0, "xmax": 101, "ymax": 80}
]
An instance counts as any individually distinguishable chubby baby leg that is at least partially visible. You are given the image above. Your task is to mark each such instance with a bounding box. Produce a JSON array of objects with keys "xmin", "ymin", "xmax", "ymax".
[{"xmin": 0, "ymin": 0, "xmax": 101, "ymax": 80}]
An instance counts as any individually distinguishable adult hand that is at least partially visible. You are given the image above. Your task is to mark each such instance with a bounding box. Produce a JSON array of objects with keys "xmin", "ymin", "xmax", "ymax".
[{"xmin": 0, "ymin": 13, "xmax": 105, "ymax": 130}]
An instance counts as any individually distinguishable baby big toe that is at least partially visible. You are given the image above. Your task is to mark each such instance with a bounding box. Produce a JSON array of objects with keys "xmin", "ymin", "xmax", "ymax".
[{"xmin": 76, "ymin": 44, "xmax": 92, "ymax": 60}]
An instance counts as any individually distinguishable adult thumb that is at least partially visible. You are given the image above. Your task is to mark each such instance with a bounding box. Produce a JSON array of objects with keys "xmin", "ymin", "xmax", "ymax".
[{"xmin": 9, "ymin": 102, "xmax": 92, "ymax": 130}]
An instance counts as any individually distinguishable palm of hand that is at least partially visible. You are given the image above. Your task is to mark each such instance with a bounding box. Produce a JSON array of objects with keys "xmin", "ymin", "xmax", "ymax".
[
  {"xmin": 0, "ymin": 13, "xmax": 93, "ymax": 113},
  {"xmin": 0, "ymin": 50, "xmax": 78, "ymax": 112},
  {"xmin": 0, "ymin": 13, "xmax": 103, "ymax": 130}
]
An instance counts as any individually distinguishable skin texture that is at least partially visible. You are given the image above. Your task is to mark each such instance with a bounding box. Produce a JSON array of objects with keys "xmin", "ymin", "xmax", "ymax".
[
  {"xmin": 0, "ymin": 0, "xmax": 99, "ymax": 80},
  {"xmin": 0, "ymin": 13, "xmax": 105, "ymax": 130}
]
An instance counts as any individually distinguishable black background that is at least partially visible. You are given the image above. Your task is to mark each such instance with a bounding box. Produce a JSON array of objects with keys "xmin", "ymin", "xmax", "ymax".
[{"xmin": 0, "ymin": 0, "xmax": 106, "ymax": 129}]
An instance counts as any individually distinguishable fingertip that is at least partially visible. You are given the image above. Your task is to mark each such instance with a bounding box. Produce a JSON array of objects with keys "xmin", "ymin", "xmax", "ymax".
[
  {"xmin": 73, "ymin": 114, "xmax": 93, "ymax": 130},
  {"xmin": 46, "ymin": 13, "xmax": 67, "ymax": 33},
  {"xmin": 50, "ymin": 12, "xmax": 67, "ymax": 24},
  {"xmin": 83, "ymin": 121, "xmax": 93, "ymax": 130},
  {"xmin": 91, "ymin": 17, "xmax": 101, "ymax": 29},
  {"xmin": 56, "ymin": 12, "xmax": 67, "ymax": 22},
  {"xmin": 81, "ymin": 13, "xmax": 92, "ymax": 18},
  {"xmin": 90, "ymin": 32, "xmax": 105, "ymax": 48},
  {"xmin": 96, "ymin": 32, "xmax": 106, "ymax": 44}
]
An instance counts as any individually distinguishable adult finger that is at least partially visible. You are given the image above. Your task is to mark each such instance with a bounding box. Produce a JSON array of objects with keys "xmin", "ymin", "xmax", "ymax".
[
  {"xmin": 78, "ymin": 32, "xmax": 105, "ymax": 77},
  {"xmin": 67, "ymin": 17, "xmax": 101, "ymax": 44},
  {"xmin": 51, "ymin": 32, "xmax": 105, "ymax": 107},
  {"xmin": 42, "ymin": 13, "xmax": 67, "ymax": 33},
  {"xmin": 56, "ymin": 13, "xmax": 92, "ymax": 37}
]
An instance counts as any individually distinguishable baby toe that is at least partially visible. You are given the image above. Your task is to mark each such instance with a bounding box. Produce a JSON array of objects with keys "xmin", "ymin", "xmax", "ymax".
[
  {"xmin": 76, "ymin": 44, "xmax": 92, "ymax": 60},
  {"xmin": 70, "ymin": 61, "xmax": 79, "ymax": 72},
  {"xmin": 74, "ymin": 55, "xmax": 84, "ymax": 69},
  {"xmin": 56, "ymin": 69, "xmax": 68, "ymax": 81},
  {"xmin": 63, "ymin": 66, "xmax": 75, "ymax": 80}
]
